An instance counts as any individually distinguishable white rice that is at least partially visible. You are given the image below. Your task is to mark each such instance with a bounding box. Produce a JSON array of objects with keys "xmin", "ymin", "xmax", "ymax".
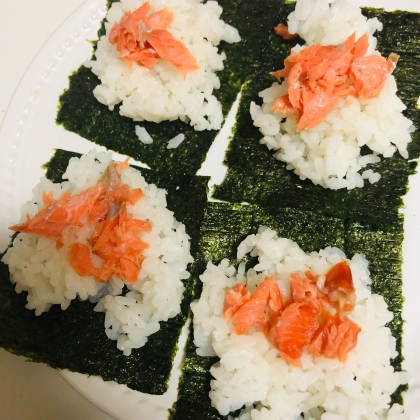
[
  {"xmin": 167, "ymin": 133, "xmax": 185, "ymax": 149},
  {"xmin": 191, "ymin": 226, "xmax": 407, "ymax": 419},
  {"xmin": 1, "ymin": 150, "xmax": 194, "ymax": 355},
  {"xmin": 135, "ymin": 125, "xmax": 154, "ymax": 144},
  {"xmin": 250, "ymin": 0, "xmax": 413, "ymax": 190},
  {"xmin": 87, "ymin": 0, "xmax": 240, "ymax": 131}
]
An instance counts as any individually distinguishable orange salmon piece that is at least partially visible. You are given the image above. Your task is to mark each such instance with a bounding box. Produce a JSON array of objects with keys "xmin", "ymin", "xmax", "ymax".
[
  {"xmin": 287, "ymin": 61, "xmax": 304, "ymax": 111},
  {"xmin": 231, "ymin": 277, "xmax": 279, "ymax": 335},
  {"xmin": 223, "ymin": 283, "xmax": 251, "ymax": 319},
  {"xmin": 352, "ymin": 33, "xmax": 369, "ymax": 59},
  {"xmin": 119, "ymin": 256, "xmax": 140, "ymax": 283},
  {"xmin": 42, "ymin": 190, "xmax": 55, "ymax": 208},
  {"xmin": 342, "ymin": 32, "xmax": 356, "ymax": 52},
  {"xmin": 222, "ymin": 261, "xmax": 361, "ymax": 366},
  {"xmin": 124, "ymin": 218, "xmax": 152, "ymax": 232},
  {"xmin": 225, "ymin": 277, "xmax": 282, "ymax": 333},
  {"xmin": 307, "ymin": 58, "xmax": 334, "ymax": 85},
  {"xmin": 68, "ymin": 242, "xmax": 98, "ymax": 279},
  {"xmin": 107, "ymin": 184, "xmax": 144, "ymax": 205},
  {"xmin": 46, "ymin": 185, "xmax": 106, "ymax": 225},
  {"xmin": 271, "ymin": 32, "xmax": 395, "ymax": 131},
  {"xmin": 270, "ymin": 67, "xmax": 290, "ymax": 81},
  {"xmin": 125, "ymin": 49, "xmax": 160, "ymax": 69},
  {"xmin": 307, "ymin": 311, "xmax": 330, "ymax": 358},
  {"xmin": 109, "ymin": 2, "xmax": 198, "ymax": 74},
  {"xmin": 145, "ymin": 7, "xmax": 174, "ymax": 30},
  {"xmin": 115, "ymin": 157, "xmax": 130, "ymax": 173},
  {"xmin": 324, "ymin": 261, "xmax": 353, "ymax": 294},
  {"xmin": 267, "ymin": 276, "xmax": 283, "ymax": 313},
  {"xmin": 269, "ymin": 302, "xmax": 320, "ymax": 365},
  {"xmin": 113, "ymin": 225, "xmax": 149, "ymax": 258},
  {"xmin": 91, "ymin": 215, "xmax": 119, "ymax": 256},
  {"xmin": 335, "ymin": 317, "xmax": 361, "ymax": 362},
  {"xmin": 88, "ymin": 204, "xmax": 150, "ymax": 283},
  {"xmin": 145, "ymin": 30, "xmax": 199, "ymax": 76},
  {"xmin": 126, "ymin": 2, "xmax": 150, "ymax": 33},
  {"xmin": 109, "ymin": 3, "xmax": 151, "ymax": 57},
  {"xmin": 324, "ymin": 261, "xmax": 356, "ymax": 314},
  {"xmin": 271, "ymin": 94, "xmax": 295, "ymax": 115},
  {"xmin": 9, "ymin": 215, "xmax": 70, "ymax": 238},
  {"xmin": 10, "ymin": 188, "xmax": 78, "ymax": 238},
  {"xmin": 350, "ymin": 55, "xmax": 394, "ymax": 100},
  {"xmin": 274, "ymin": 23, "xmax": 297, "ymax": 40},
  {"xmin": 297, "ymin": 86, "xmax": 340, "ymax": 132},
  {"xmin": 10, "ymin": 160, "xmax": 150, "ymax": 286},
  {"xmin": 304, "ymin": 270, "xmax": 316, "ymax": 281},
  {"xmin": 290, "ymin": 272, "xmax": 319, "ymax": 303},
  {"xmin": 308, "ymin": 313, "xmax": 361, "ymax": 362}
]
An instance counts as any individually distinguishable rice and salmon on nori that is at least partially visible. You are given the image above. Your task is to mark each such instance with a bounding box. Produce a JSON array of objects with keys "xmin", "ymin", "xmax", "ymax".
[
  {"xmin": 87, "ymin": 0, "xmax": 241, "ymax": 131},
  {"xmin": 0, "ymin": 0, "xmax": 420, "ymax": 418},
  {"xmin": 191, "ymin": 228, "xmax": 406, "ymax": 419},
  {"xmin": 2, "ymin": 150, "xmax": 195, "ymax": 355},
  {"xmin": 251, "ymin": 0, "xmax": 413, "ymax": 190},
  {"xmin": 172, "ymin": 202, "xmax": 407, "ymax": 420},
  {"xmin": 213, "ymin": 1, "xmax": 420, "ymax": 225}
]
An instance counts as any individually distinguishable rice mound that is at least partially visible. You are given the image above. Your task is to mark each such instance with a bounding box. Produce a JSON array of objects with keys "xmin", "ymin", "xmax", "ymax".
[
  {"xmin": 2, "ymin": 150, "xmax": 193, "ymax": 355},
  {"xmin": 250, "ymin": 0, "xmax": 413, "ymax": 190},
  {"xmin": 87, "ymin": 0, "xmax": 240, "ymax": 131},
  {"xmin": 191, "ymin": 226, "xmax": 407, "ymax": 419}
]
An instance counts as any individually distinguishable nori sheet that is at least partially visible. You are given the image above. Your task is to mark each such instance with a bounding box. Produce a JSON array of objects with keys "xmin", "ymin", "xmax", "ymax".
[
  {"xmin": 213, "ymin": 6, "xmax": 420, "ymax": 226},
  {"xmin": 170, "ymin": 202, "xmax": 406, "ymax": 419},
  {"xmin": 0, "ymin": 149, "xmax": 209, "ymax": 394}
]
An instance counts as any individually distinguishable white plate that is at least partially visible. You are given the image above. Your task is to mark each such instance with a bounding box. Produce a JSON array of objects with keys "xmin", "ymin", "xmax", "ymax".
[{"xmin": 0, "ymin": 0, "xmax": 419, "ymax": 419}]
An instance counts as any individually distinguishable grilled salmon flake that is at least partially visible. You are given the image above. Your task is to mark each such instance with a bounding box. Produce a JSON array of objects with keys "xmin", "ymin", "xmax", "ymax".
[
  {"xmin": 10, "ymin": 160, "xmax": 151, "ymax": 284},
  {"xmin": 108, "ymin": 1, "xmax": 199, "ymax": 75},
  {"xmin": 271, "ymin": 31, "xmax": 396, "ymax": 132},
  {"xmin": 223, "ymin": 261, "xmax": 360, "ymax": 366}
]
